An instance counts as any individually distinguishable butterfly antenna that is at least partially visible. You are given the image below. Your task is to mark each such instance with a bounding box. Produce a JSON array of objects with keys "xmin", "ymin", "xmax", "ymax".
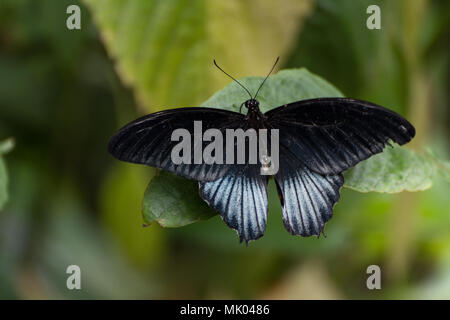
[
  {"xmin": 253, "ymin": 56, "xmax": 279, "ymax": 100},
  {"xmin": 214, "ymin": 60, "xmax": 252, "ymax": 99}
]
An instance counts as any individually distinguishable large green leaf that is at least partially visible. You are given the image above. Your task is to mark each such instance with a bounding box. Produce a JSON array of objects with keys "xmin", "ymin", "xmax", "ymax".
[
  {"xmin": 141, "ymin": 68, "xmax": 438, "ymax": 228},
  {"xmin": 83, "ymin": 0, "xmax": 312, "ymax": 112},
  {"xmin": 0, "ymin": 138, "xmax": 14, "ymax": 210}
]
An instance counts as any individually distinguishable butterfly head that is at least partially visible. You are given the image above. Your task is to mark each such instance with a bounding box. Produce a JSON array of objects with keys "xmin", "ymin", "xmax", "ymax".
[
  {"xmin": 245, "ymin": 98, "xmax": 260, "ymax": 112},
  {"xmin": 214, "ymin": 57, "xmax": 280, "ymax": 115}
]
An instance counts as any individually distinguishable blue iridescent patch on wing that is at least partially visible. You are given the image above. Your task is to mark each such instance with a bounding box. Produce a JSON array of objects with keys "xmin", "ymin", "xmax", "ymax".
[
  {"xmin": 199, "ymin": 165, "xmax": 268, "ymax": 244},
  {"xmin": 275, "ymin": 149, "xmax": 344, "ymax": 237}
]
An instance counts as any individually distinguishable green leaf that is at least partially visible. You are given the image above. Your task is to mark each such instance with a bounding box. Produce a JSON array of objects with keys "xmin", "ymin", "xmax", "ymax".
[
  {"xmin": 83, "ymin": 0, "xmax": 313, "ymax": 112},
  {"xmin": 141, "ymin": 68, "xmax": 439, "ymax": 227},
  {"xmin": 344, "ymin": 146, "xmax": 435, "ymax": 193},
  {"xmin": 0, "ymin": 138, "xmax": 14, "ymax": 210},
  {"xmin": 142, "ymin": 171, "xmax": 216, "ymax": 227}
]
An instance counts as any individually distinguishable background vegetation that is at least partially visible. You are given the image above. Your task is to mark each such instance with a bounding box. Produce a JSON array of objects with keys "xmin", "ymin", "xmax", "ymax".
[{"xmin": 0, "ymin": 0, "xmax": 449, "ymax": 299}]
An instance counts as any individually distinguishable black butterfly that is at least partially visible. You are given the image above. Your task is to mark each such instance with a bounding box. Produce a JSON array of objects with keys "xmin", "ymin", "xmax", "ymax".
[{"xmin": 108, "ymin": 59, "xmax": 415, "ymax": 243}]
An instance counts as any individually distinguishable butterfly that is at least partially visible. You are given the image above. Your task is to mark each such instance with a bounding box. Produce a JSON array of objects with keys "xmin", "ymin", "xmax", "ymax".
[{"xmin": 108, "ymin": 58, "xmax": 415, "ymax": 244}]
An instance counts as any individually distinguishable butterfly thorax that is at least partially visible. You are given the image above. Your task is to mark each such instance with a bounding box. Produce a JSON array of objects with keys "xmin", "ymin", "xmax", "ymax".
[{"xmin": 245, "ymin": 99, "xmax": 265, "ymax": 126}]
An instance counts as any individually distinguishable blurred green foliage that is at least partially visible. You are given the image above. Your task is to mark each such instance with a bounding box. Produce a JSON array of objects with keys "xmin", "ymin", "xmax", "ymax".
[
  {"xmin": 82, "ymin": 0, "xmax": 313, "ymax": 111},
  {"xmin": 0, "ymin": 0, "xmax": 449, "ymax": 299}
]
